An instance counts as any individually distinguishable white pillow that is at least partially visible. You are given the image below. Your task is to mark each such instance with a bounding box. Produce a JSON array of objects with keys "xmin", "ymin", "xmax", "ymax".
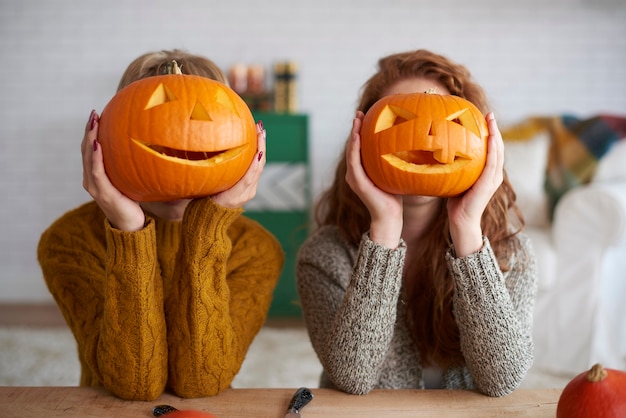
[{"xmin": 504, "ymin": 133, "xmax": 550, "ymax": 227}]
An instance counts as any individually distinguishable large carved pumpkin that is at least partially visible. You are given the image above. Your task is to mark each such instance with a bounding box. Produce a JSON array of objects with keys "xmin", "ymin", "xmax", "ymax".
[
  {"xmin": 99, "ymin": 63, "xmax": 256, "ymax": 202},
  {"xmin": 360, "ymin": 91, "xmax": 489, "ymax": 197}
]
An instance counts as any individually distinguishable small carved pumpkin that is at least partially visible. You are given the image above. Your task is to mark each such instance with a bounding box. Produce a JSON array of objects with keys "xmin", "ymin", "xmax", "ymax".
[
  {"xmin": 360, "ymin": 91, "xmax": 488, "ymax": 197},
  {"xmin": 99, "ymin": 61, "xmax": 256, "ymax": 202},
  {"xmin": 556, "ymin": 363, "xmax": 626, "ymax": 418}
]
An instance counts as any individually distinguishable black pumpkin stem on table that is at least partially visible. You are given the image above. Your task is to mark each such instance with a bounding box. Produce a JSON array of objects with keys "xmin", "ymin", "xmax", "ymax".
[{"xmin": 153, "ymin": 404, "xmax": 179, "ymax": 416}]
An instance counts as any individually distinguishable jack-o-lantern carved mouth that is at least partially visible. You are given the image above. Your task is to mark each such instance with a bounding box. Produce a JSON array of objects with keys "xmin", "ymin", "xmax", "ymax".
[
  {"xmin": 382, "ymin": 150, "xmax": 471, "ymax": 173},
  {"xmin": 132, "ymin": 138, "xmax": 247, "ymax": 166},
  {"xmin": 375, "ymin": 103, "xmax": 479, "ymax": 173}
]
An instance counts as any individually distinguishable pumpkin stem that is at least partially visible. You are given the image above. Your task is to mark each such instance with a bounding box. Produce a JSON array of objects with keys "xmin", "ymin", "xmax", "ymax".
[
  {"xmin": 586, "ymin": 363, "xmax": 608, "ymax": 383},
  {"xmin": 425, "ymin": 87, "xmax": 438, "ymax": 94},
  {"xmin": 163, "ymin": 60, "xmax": 183, "ymax": 75}
]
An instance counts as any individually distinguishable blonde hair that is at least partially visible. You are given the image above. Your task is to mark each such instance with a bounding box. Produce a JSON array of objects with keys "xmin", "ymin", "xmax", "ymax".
[{"xmin": 116, "ymin": 49, "xmax": 227, "ymax": 91}]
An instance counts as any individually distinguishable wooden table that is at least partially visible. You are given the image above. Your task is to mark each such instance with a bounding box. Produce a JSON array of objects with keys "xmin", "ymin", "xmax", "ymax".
[{"xmin": 0, "ymin": 386, "xmax": 562, "ymax": 417}]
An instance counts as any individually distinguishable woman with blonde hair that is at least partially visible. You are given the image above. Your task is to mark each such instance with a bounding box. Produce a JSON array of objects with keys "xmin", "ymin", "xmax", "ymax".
[
  {"xmin": 38, "ymin": 49, "xmax": 284, "ymax": 401},
  {"xmin": 297, "ymin": 49, "xmax": 537, "ymax": 397}
]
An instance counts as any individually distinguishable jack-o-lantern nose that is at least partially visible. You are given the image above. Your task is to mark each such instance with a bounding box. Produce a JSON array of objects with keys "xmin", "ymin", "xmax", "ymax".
[
  {"xmin": 428, "ymin": 107, "xmax": 483, "ymax": 164},
  {"xmin": 190, "ymin": 101, "xmax": 211, "ymax": 121}
]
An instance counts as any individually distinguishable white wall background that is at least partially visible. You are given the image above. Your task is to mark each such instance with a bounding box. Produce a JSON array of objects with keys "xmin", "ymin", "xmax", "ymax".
[{"xmin": 1, "ymin": 0, "xmax": 625, "ymax": 302}]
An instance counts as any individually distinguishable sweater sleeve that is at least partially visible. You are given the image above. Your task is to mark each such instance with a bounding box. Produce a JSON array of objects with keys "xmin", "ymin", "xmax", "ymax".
[
  {"xmin": 38, "ymin": 205, "xmax": 168, "ymax": 401},
  {"xmin": 100, "ymin": 218, "xmax": 168, "ymax": 399},
  {"xmin": 447, "ymin": 234, "xmax": 538, "ymax": 397},
  {"xmin": 296, "ymin": 227, "xmax": 406, "ymax": 394},
  {"xmin": 164, "ymin": 198, "xmax": 284, "ymax": 398}
]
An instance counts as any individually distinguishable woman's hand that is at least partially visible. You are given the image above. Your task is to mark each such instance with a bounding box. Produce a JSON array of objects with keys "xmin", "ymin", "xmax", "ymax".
[
  {"xmin": 447, "ymin": 112, "xmax": 505, "ymax": 256},
  {"xmin": 82, "ymin": 110, "xmax": 146, "ymax": 231},
  {"xmin": 345, "ymin": 111, "xmax": 403, "ymax": 249},
  {"xmin": 212, "ymin": 121, "xmax": 267, "ymax": 209}
]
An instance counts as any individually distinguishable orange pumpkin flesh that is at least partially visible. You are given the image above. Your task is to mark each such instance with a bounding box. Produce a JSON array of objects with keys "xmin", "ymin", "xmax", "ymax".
[
  {"xmin": 99, "ymin": 66, "xmax": 256, "ymax": 202},
  {"xmin": 360, "ymin": 91, "xmax": 488, "ymax": 197},
  {"xmin": 556, "ymin": 363, "xmax": 626, "ymax": 418}
]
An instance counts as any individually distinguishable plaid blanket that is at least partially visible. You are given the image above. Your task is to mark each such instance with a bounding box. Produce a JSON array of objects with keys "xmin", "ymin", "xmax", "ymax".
[{"xmin": 502, "ymin": 114, "xmax": 626, "ymax": 220}]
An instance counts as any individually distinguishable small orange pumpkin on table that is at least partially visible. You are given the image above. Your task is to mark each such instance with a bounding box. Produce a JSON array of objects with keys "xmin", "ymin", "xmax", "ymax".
[
  {"xmin": 98, "ymin": 60, "xmax": 257, "ymax": 202},
  {"xmin": 360, "ymin": 89, "xmax": 489, "ymax": 197},
  {"xmin": 556, "ymin": 363, "xmax": 626, "ymax": 418}
]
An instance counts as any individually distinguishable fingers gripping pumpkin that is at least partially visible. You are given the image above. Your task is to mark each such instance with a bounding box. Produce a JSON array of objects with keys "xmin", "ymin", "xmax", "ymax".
[
  {"xmin": 98, "ymin": 62, "xmax": 256, "ymax": 202},
  {"xmin": 360, "ymin": 91, "xmax": 489, "ymax": 197}
]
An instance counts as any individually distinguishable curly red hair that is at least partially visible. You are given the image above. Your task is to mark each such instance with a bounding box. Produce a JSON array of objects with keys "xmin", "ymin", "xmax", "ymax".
[{"xmin": 314, "ymin": 49, "xmax": 526, "ymax": 368}]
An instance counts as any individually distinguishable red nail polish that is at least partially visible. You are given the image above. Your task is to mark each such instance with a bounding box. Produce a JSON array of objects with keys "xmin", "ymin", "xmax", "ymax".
[
  {"xmin": 257, "ymin": 151, "xmax": 263, "ymax": 161},
  {"xmin": 93, "ymin": 140, "xmax": 98, "ymax": 152},
  {"xmin": 258, "ymin": 120, "xmax": 264, "ymax": 131},
  {"xmin": 89, "ymin": 110, "xmax": 98, "ymax": 130}
]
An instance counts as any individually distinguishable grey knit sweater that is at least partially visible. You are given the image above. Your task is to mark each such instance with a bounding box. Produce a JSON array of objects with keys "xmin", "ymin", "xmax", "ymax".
[{"xmin": 296, "ymin": 225, "xmax": 538, "ymax": 397}]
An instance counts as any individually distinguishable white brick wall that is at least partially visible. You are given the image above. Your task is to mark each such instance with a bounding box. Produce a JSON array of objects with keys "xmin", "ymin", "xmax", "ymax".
[{"xmin": 1, "ymin": 0, "xmax": 625, "ymax": 301}]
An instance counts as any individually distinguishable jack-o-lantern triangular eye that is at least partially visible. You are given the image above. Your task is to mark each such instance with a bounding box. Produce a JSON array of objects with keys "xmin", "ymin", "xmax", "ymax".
[
  {"xmin": 214, "ymin": 85, "xmax": 240, "ymax": 117},
  {"xmin": 374, "ymin": 104, "xmax": 417, "ymax": 134},
  {"xmin": 145, "ymin": 83, "xmax": 177, "ymax": 109},
  {"xmin": 190, "ymin": 101, "xmax": 212, "ymax": 121},
  {"xmin": 447, "ymin": 108, "xmax": 482, "ymax": 139}
]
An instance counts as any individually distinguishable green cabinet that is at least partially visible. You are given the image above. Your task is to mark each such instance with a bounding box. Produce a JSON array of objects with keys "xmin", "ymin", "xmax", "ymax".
[{"xmin": 245, "ymin": 112, "xmax": 310, "ymax": 317}]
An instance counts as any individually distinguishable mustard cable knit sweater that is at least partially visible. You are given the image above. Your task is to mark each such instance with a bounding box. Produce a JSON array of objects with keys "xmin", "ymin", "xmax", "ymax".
[{"xmin": 38, "ymin": 198, "xmax": 284, "ymax": 401}]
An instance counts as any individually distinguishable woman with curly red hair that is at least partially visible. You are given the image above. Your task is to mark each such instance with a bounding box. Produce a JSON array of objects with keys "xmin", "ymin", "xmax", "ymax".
[{"xmin": 296, "ymin": 49, "xmax": 538, "ymax": 397}]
